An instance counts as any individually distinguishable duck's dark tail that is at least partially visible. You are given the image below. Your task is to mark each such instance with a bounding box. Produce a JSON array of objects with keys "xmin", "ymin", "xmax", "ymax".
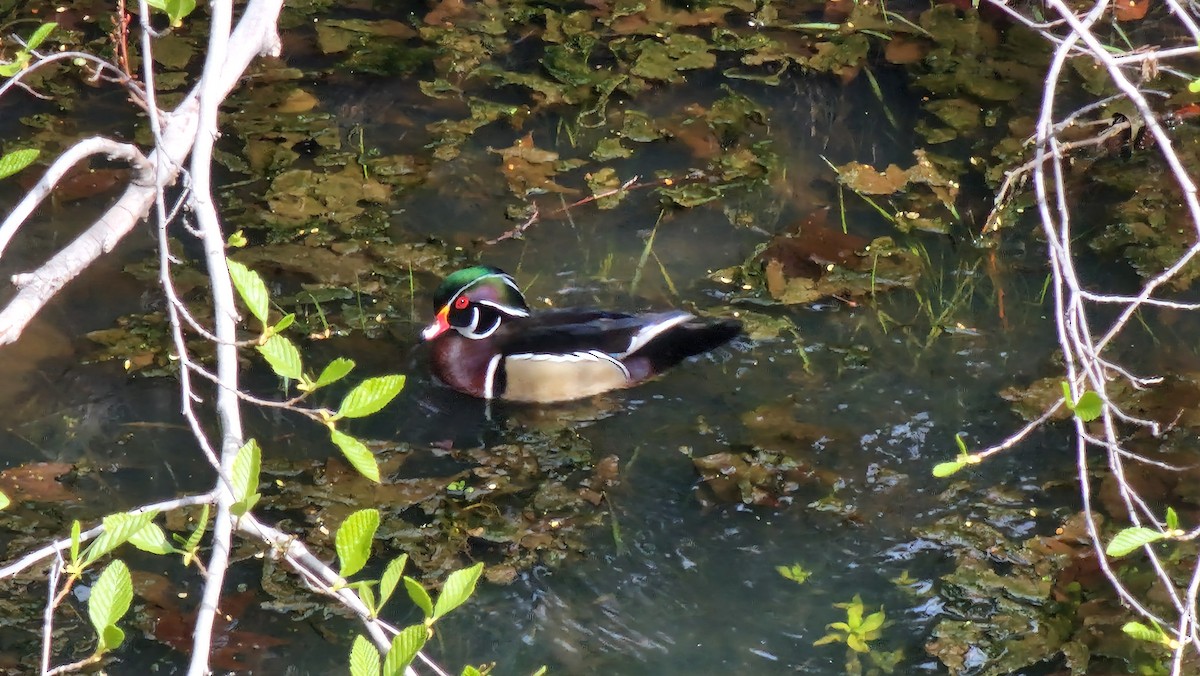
[{"xmin": 627, "ymin": 318, "xmax": 742, "ymax": 380}]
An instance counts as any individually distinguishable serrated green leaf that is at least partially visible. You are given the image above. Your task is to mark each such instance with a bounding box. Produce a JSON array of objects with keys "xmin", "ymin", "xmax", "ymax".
[
  {"xmin": 329, "ymin": 428, "xmax": 381, "ymax": 483},
  {"xmin": 350, "ymin": 635, "xmax": 381, "ymax": 676},
  {"xmin": 230, "ymin": 439, "xmax": 261, "ymax": 517},
  {"xmin": 379, "ymin": 554, "xmax": 407, "ymax": 610},
  {"xmin": 85, "ymin": 511, "xmax": 157, "ymax": 566},
  {"xmin": 0, "ymin": 148, "xmax": 39, "ymax": 180},
  {"xmin": 432, "ymin": 562, "xmax": 482, "ymax": 620},
  {"xmin": 0, "ymin": 490, "xmax": 9, "ymax": 510},
  {"xmin": 226, "ymin": 259, "xmax": 270, "ymax": 325},
  {"xmin": 257, "ymin": 334, "xmax": 304, "ymax": 382},
  {"xmin": 88, "ymin": 560, "xmax": 132, "ymax": 644},
  {"xmin": 25, "ymin": 22, "xmax": 56, "ymax": 50},
  {"xmin": 129, "ymin": 523, "xmax": 175, "ymax": 555},
  {"xmin": 337, "ymin": 375, "xmax": 406, "ymax": 419},
  {"xmin": 932, "ymin": 460, "xmax": 964, "ymax": 478},
  {"xmin": 336, "ymin": 508, "xmax": 380, "ymax": 579},
  {"xmin": 1166, "ymin": 506, "xmax": 1179, "ymax": 532},
  {"xmin": 1073, "ymin": 391, "xmax": 1103, "ymax": 422},
  {"xmin": 1106, "ymin": 526, "xmax": 1168, "ymax": 557},
  {"xmin": 405, "ymin": 577, "xmax": 433, "ymax": 619},
  {"xmin": 382, "ymin": 624, "xmax": 427, "ymax": 676},
  {"xmin": 314, "ymin": 357, "xmax": 356, "ymax": 389},
  {"xmin": 1122, "ymin": 621, "xmax": 1166, "ymax": 644}
]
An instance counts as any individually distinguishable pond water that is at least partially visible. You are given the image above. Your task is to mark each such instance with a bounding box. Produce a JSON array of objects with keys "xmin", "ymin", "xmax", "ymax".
[{"xmin": 0, "ymin": 3, "xmax": 1106, "ymax": 675}]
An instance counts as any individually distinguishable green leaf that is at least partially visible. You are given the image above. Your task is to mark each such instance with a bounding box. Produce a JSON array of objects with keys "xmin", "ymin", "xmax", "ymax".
[
  {"xmin": 1192, "ymin": 79, "xmax": 1200, "ymax": 94},
  {"xmin": 1166, "ymin": 506, "xmax": 1180, "ymax": 532},
  {"xmin": 379, "ymin": 554, "xmax": 407, "ymax": 610},
  {"xmin": 382, "ymin": 624, "xmax": 427, "ymax": 676},
  {"xmin": 1073, "ymin": 391, "xmax": 1103, "ymax": 422},
  {"xmin": 230, "ymin": 439, "xmax": 262, "ymax": 517},
  {"xmin": 859, "ymin": 609, "xmax": 886, "ymax": 634},
  {"xmin": 932, "ymin": 460, "xmax": 965, "ymax": 478},
  {"xmin": 0, "ymin": 490, "xmax": 9, "ymax": 510},
  {"xmin": 954, "ymin": 433, "xmax": 967, "ymax": 455},
  {"xmin": 350, "ymin": 635, "xmax": 381, "ymax": 676},
  {"xmin": 846, "ymin": 633, "xmax": 869, "ymax": 653},
  {"xmin": 329, "ymin": 428, "xmax": 381, "ymax": 483},
  {"xmin": 337, "ymin": 375, "xmax": 406, "ymax": 419},
  {"xmin": 257, "ymin": 334, "xmax": 304, "ymax": 382},
  {"xmin": 1060, "ymin": 380, "xmax": 1074, "ymax": 408},
  {"xmin": 1123, "ymin": 619, "xmax": 1161, "ymax": 643},
  {"xmin": 164, "ymin": 0, "xmax": 197, "ymax": 25},
  {"xmin": 336, "ymin": 508, "xmax": 380, "ymax": 579},
  {"xmin": 226, "ymin": 260, "xmax": 270, "ymax": 325},
  {"xmin": 813, "ymin": 633, "xmax": 843, "ymax": 646},
  {"xmin": 404, "ymin": 577, "xmax": 433, "ymax": 619},
  {"xmin": 460, "ymin": 667, "xmax": 482, "ymax": 676},
  {"xmin": 88, "ymin": 560, "xmax": 132, "ymax": 651},
  {"xmin": 845, "ymin": 598, "xmax": 863, "ymax": 628},
  {"xmin": 128, "ymin": 523, "xmax": 175, "ymax": 555},
  {"xmin": 99, "ymin": 624, "xmax": 126, "ymax": 653},
  {"xmin": 314, "ymin": 357, "xmax": 356, "ymax": 389},
  {"xmin": 359, "ymin": 583, "xmax": 377, "ymax": 616},
  {"xmin": 184, "ymin": 504, "xmax": 210, "ymax": 553},
  {"xmin": 85, "ymin": 511, "xmax": 157, "ymax": 566},
  {"xmin": 775, "ymin": 563, "xmax": 811, "ymax": 584},
  {"xmin": 25, "ymin": 22, "xmax": 57, "ymax": 50},
  {"xmin": 0, "ymin": 148, "xmax": 39, "ymax": 181},
  {"xmin": 70, "ymin": 520, "xmax": 82, "ymax": 564},
  {"xmin": 432, "ymin": 562, "xmax": 483, "ymax": 620},
  {"xmin": 272, "ymin": 313, "xmax": 296, "ymax": 334},
  {"xmin": 1106, "ymin": 526, "xmax": 1168, "ymax": 557}
]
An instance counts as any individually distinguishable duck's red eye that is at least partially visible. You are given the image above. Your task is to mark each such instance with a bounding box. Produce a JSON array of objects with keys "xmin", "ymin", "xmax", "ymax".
[{"xmin": 453, "ymin": 295, "xmax": 470, "ymax": 310}]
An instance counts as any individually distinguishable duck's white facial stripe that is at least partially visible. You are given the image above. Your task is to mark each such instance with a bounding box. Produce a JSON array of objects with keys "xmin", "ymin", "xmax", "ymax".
[
  {"xmin": 476, "ymin": 299, "xmax": 529, "ymax": 318},
  {"xmin": 466, "ymin": 309, "xmax": 502, "ymax": 339},
  {"xmin": 446, "ymin": 274, "xmax": 528, "ymax": 317}
]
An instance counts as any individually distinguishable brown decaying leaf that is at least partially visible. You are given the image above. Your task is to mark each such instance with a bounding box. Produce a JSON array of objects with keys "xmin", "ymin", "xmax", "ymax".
[
  {"xmin": 492, "ymin": 133, "xmax": 576, "ymax": 197},
  {"xmin": 0, "ymin": 462, "xmax": 77, "ymax": 503},
  {"xmin": 1114, "ymin": 0, "xmax": 1150, "ymax": 21},
  {"xmin": 142, "ymin": 580, "xmax": 288, "ymax": 672},
  {"xmin": 424, "ymin": 0, "xmax": 472, "ymax": 26}
]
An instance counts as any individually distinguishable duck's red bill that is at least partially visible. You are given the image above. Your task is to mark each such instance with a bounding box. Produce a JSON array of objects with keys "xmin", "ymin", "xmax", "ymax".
[{"xmin": 421, "ymin": 306, "xmax": 450, "ymax": 341}]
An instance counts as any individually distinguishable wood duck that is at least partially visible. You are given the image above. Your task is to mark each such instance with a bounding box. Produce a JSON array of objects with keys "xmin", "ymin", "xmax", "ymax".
[{"xmin": 420, "ymin": 266, "xmax": 741, "ymax": 403}]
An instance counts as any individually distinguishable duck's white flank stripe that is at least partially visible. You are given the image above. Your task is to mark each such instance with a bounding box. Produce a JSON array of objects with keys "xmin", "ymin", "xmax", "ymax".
[
  {"xmin": 508, "ymin": 350, "xmax": 631, "ymax": 381},
  {"xmin": 621, "ymin": 313, "xmax": 693, "ymax": 356},
  {"xmin": 484, "ymin": 353, "xmax": 502, "ymax": 399}
]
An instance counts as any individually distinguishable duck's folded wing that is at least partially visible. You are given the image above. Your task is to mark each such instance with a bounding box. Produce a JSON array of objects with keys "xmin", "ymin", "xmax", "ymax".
[{"xmin": 500, "ymin": 310, "xmax": 694, "ymax": 357}]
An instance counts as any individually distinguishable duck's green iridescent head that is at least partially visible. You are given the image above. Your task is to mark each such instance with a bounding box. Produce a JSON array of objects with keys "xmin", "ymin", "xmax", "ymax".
[{"xmin": 421, "ymin": 266, "xmax": 530, "ymax": 341}]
